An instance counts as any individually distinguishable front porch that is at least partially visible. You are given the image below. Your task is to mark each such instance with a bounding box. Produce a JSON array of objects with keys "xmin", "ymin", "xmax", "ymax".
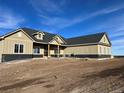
[{"xmin": 33, "ymin": 43, "xmax": 66, "ymax": 58}]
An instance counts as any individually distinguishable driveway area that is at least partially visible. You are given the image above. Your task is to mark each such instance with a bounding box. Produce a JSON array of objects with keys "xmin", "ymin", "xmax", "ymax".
[{"xmin": 0, "ymin": 58, "xmax": 124, "ymax": 93}]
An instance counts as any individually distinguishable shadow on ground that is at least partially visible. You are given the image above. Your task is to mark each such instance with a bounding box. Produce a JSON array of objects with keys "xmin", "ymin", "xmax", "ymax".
[
  {"xmin": 81, "ymin": 65, "xmax": 124, "ymax": 79},
  {"xmin": 0, "ymin": 77, "xmax": 48, "ymax": 91}
]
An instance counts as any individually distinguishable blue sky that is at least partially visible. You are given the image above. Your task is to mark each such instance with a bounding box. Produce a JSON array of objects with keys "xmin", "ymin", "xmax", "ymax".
[{"xmin": 0, "ymin": 0, "xmax": 124, "ymax": 55}]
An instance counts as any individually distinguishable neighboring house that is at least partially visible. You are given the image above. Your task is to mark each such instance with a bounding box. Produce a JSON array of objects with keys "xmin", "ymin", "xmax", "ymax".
[{"xmin": 0, "ymin": 28, "xmax": 111, "ymax": 62}]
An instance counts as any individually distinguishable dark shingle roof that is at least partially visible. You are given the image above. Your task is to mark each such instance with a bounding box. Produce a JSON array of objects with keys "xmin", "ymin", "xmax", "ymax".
[
  {"xmin": 22, "ymin": 28, "xmax": 108, "ymax": 45},
  {"xmin": 22, "ymin": 28, "xmax": 58, "ymax": 43},
  {"xmin": 66, "ymin": 32, "xmax": 106, "ymax": 45},
  {"xmin": 2, "ymin": 27, "xmax": 109, "ymax": 45}
]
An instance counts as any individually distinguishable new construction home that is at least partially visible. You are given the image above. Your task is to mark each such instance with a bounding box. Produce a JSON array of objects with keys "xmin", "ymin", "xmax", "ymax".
[{"xmin": 0, "ymin": 28, "xmax": 111, "ymax": 62}]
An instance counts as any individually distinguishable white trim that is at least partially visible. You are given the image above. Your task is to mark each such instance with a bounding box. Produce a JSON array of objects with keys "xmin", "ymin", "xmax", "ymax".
[
  {"xmin": 99, "ymin": 33, "xmax": 111, "ymax": 46},
  {"xmin": 49, "ymin": 35, "xmax": 66, "ymax": 44},
  {"xmin": 32, "ymin": 31, "xmax": 45, "ymax": 35},
  {"xmin": 49, "ymin": 39, "xmax": 60, "ymax": 45},
  {"xmin": 53, "ymin": 35, "xmax": 66, "ymax": 43},
  {"xmin": 2, "ymin": 29, "xmax": 35, "ymax": 41}
]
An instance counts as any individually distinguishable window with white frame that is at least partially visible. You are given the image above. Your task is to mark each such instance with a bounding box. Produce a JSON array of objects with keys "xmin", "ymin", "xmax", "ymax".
[
  {"xmin": 14, "ymin": 44, "xmax": 24, "ymax": 53},
  {"xmin": 36, "ymin": 34, "xmax": 43, "ymax": 40},
  {"xmin": 100, "ymin": 47, "xmax": 102, "ymax": 54},
  {"xmin": 104, "ymin": 47, "xmax": 106, "ymax": 54},
  {"xmin": 107, "ymin": 48, "xmax": 110, "ymax": 54},
  {"xmin": 33, "ymin": 48, "xmax": 40, "ymax": 54}
]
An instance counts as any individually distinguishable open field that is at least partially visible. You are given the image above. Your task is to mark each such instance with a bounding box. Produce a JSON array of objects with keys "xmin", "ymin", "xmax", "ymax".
[{"xmin": 0, "ymin": 58, "xmax": 124, "ymax": 93}]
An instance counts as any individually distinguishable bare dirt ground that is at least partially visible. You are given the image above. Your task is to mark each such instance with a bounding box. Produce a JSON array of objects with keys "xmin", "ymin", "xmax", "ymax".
[{"xmin": 0, "ymin": 58, "xmax": 124, "ymax": 93}]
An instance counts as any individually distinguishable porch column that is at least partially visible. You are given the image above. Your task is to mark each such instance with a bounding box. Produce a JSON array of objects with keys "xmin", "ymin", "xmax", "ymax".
[
  {"xmin": 48, "ymin": 44, "xmax": 50, "ymax": 57},
  {"xmin": 57, "ymin": 45, "xmax": 60, "ymax": 57}
]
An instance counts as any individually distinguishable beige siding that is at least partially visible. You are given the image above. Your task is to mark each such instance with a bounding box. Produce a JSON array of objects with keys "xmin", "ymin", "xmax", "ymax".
[
  {"xmin": 0, "ymin": 40, "xmax": 3, "ymax": 62},
  {"xmin": 0, "ymin": 40, "xmax": 3, "ymax": 54},
  {"xmin": 55, "ymin": 36, "xmax": 63, "ymax": 44},
  {"xmin": 100, "ymin": 35, "xmax": 110, "ymax": 45},
  {"xmin": 50, "ymin": 36, "xmax": 64, "ymax": 45},
  {"xmin": 50, "ymin": 40, "xmax": 59, "ymax": 45},
  {"xmin": 40, "ymin": 48, "xmax": 44, "ymax": 54},
  {"xmin": 60, "ymin": 50, "xmax": 64, "ymax": 54},
  {"xmin": 64, "ymin": 45, "xmax": 98, "ymax": 55},
  {"xmin": 2, "ymin": 31, "xmax": 33, "ymax": 54},
  {"xmin": 50, "ymin": 50, "xmax": 54, "ymax": 55},
  {"xmin": 50, "ymin": 49, "xmax": 64, "ymax": 55},
  {"xmin": 98, "ymin": 45, "xmax": 111, "ymax": 55}
]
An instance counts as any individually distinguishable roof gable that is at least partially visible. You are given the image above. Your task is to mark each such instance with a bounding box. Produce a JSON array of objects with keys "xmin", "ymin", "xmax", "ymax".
[
  {"xmin": 1, "ymin": 29, "xmax": 34, "ymax": 41},
  {"xmin": 49, "ymin": 39, "xmax": 60, "ymax": 45},
  {"xmin": 99, "ymin": 33, "xmax": 111, "ymax": 46}
]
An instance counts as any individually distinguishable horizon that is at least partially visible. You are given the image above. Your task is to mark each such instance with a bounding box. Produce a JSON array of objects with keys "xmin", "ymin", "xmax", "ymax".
[{"xmin": 0, "ymin": 0, "xmax": 124, "ymax": 55}]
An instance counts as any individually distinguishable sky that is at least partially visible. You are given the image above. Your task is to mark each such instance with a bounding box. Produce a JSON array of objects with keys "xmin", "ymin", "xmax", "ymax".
[{"xmin": 0, "ymin": 0, "xmax": 124, "ymax": 55}]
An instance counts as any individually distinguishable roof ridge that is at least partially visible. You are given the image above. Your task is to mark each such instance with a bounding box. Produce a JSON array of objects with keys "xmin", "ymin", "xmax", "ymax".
[
  {"xmin": 21, "ymin": 27, "xmax": 57, "ymax": 36},
  {"xmin": 67, "ymin": 32, "xmax": 106, "ymax": 40}
]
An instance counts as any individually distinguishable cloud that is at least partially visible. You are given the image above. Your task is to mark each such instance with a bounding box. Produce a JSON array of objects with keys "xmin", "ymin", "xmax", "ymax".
[
  {"xmin": 99, "ymin": 4, "xmax": 124, "ymax": 14},
  {"xmin": 29, "ymin": 0, "xmax": 124, "ymax": 32},
  {"xmin": 29, "ymin": 0, "xmax": 67, "ymax": 15},
  {"xmin": 37, "ymin": 3, "xmax": 124, "ymax": 31},
  {"xmin": 0, "ymin": 7, "xmax": 24, "ymax": 29},
  {"xmin": 110, "ymin": 30, "xmax": 124, "ymax": 38},
  {"xmin": 112, "ymin": 39, "xmax": 124, "ymax": 45}
]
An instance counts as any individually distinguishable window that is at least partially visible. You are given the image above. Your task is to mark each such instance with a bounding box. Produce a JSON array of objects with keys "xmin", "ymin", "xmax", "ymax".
[
  {"xmin": 104, "ymin": 37, "xmax": 106, "ymax": 42},
  {"xmin": 54, "ymin": 48, "xmax": 59, "ymax": 55},
  {"xmin": 104, "ymin": 47, "xmax": 106, "ymax": 54},
  {"xmin": 39, "ymin": 34, "xmax": 41, "ymax": 38},
  {"xmin": 14, "ymin": 44, "xmax": 24, "ymax": 53},
  {"xmin": 33, "ymin": 48, "xmax": 40, "ymax": 54},
  {"xmin": 14, "ymin": 44, "xmax": 19, "ymax": 53},
  {"xmin": 37, "ymin": 34, "xmax": 43, "ymax": 40},
  {"xmin": 100, "ymin": 47, "xmax": 102, "ymax": 54},
  {"xmin": 107, "ymin": 48, "xmax": 110, "ymax": 54},
  {"xmin": 54, "ymin": 49, "xmax": 58, "ymax": 55},
  {"xmin": 20, "ymin": 44, "xmax": 24, "ymax": 53}
]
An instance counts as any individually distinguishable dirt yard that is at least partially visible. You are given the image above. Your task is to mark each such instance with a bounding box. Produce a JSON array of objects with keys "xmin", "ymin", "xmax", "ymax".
[{"xmin": 0, "ymin": 58, "xmax": 124, "ymax": 93}]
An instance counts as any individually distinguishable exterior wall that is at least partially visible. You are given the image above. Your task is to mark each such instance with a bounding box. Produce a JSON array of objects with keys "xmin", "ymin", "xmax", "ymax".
[
  {"xmin": 50, "ymin": 50, "xmax": 54, "ymax": 55},
  {"xmin": 98, "ymin": 45, "xmax": 111, "ymax": 55},
  {"xmin": 64, "ymin": 45, "xmax": 99, "ymax": 55},
  {"xmin": 64, "ymin": 44, "xmax": 111, "ymax": 58},
  {"xmin": 55, "ymin": 36, "xmax": 63, "ymax": 44},
  {"xmin": 100, "ymin": 34, "xmax": 110, "ymax": 45},
  {"xmin": 1, "ymin": 31, "xmax": 33, "ymax": 62},
  {"xmin": 40, "ymin": 48, "xmax": 44, "ymax": 55},
  {"xmin": 0, "ymin": 40, "xmax": 3, "ymax": 62},
  {"xmin": 60, "ymin": 50, "xmax": 64, "ymax": 55},
  {"xmin": 50, "ymin": 49, "xmax": 64, "ymax": 55},
  {"xmin": 3, "ymin": 31, "xmax": 33, "ymax": 54},
  {"xmin": 50, "ymin": 40, "xmax": 59, "ymax": 45}
]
